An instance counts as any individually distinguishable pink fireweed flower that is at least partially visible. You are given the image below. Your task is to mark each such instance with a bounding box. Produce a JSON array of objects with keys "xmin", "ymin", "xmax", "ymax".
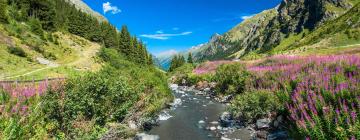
[{"xmin": 351, "ymin": 111, "xmax": 357, "ymax": 123}]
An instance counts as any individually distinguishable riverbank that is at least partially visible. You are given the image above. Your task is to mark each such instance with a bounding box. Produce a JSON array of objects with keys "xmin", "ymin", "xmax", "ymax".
[{"xmin": 135, "ymin": 84, "xmax": 270, "ymax": 140}]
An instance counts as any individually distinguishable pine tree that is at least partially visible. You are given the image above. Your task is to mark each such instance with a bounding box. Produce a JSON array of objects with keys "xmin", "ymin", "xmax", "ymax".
[
  {"xmin": 27, "ymin": 0, "xmax": 57, "ymax": 31},
  {"xmin": 147, "ymin": 54, "xmax": 153, "ymax": 65},
  {"xmin": 119, "ymin": 25, "xmax": 132, "ymax": 55},
  {"xmin": 187, "ymin": 52, "xmax": 193, "ymax": 64},
  {"xmin": 169, "ymin": 55, "xmax": 186, "ymax": 72},
  {"xmin": 29, "ymin": 17, "xmax": 44, "ymax": 38},
  {"xmin": 101, "ymin": 22, "xmax": 118, "ymax": 48},
  {"xmin": 0, "ymin": 0, "xmax": 9, "ymax": 23}
]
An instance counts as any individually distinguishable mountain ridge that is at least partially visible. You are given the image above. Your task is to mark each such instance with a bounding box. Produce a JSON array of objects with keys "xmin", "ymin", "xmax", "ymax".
[
  {"xmin": 189, "ymin": 0, "xmax": 360, "ymax": 61},
  {"xmin": 66, "ymin": 0, "xmax": 108, "ymax": 22}
]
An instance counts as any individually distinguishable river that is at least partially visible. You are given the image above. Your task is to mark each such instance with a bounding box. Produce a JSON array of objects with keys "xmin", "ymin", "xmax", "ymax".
[{"xmin": 146, "ymin": 85, "xmax": 252, "ymax": 140}]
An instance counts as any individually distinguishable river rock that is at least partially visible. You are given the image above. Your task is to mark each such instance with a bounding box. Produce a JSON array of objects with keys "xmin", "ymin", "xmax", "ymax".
[
  {"xmin": 219, "ymin": 112, "xmax": 233, "ymax": 127},
  {"xmin": 256, "ymin": 131, "xmax": 268, "ymax": 139},
  {"xmin": 220, "ymin": 137, "xmax": 231, "ymax": 140},
  {"xmin": 221, "ymin": 95, "xmax": 233, "ymax": 103},
  {"xmin": 256, "ymin": 118, "xmax": 271, "ymax": 129},
  {"xmin": 196, "ymin": 81, "xmax": 209, "ymax": 90},
  {"xmin": 170, "ymin": 84, "xmax": 178, "ymax": 90},
  {"xmin": 134, "ymin": 133, "xmax": 159, "ymax": 140},
  {"xmin": 204, "ymin": 88, "xmax": 211, "ymax": 92},
  {"xmin": 209, "ymin": 82, "xmax": 217, "ymax": 89},
  {"xmin": 267, "ymin": 131, "xmax": 289, "ymax": 140},
  {"xmin": 128, "ymin": 120, "xmax": 138, "ymax": 129},
  {"xmin": 210, "ymin": 126, "xmax": 217, "ymax": 131}
]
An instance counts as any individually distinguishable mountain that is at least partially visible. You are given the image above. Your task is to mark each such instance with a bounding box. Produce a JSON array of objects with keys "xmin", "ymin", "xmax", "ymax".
[
  {"xmin": 66, "ymin": 0, "xmax": 107, "ymax": 22},
  {"xmin": 192, "ymin": 0, "xmax": 360, "ymax": 61},
  {"xmin": 155, "ymin": 50, "xmax": 178, "ymax": 70}
]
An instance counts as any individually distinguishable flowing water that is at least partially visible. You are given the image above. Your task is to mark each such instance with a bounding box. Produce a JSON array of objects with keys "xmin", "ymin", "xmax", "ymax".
[{"xmin": 146, "ymin": 86, "xmax": 252, "ymax": 140}]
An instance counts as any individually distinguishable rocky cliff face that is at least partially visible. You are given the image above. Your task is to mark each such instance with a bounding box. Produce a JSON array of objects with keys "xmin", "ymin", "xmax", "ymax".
[
  {"xmin": 66, "ymin": 0, "xmax": 107, "ymax": 22},
  {"xmin": 192, "ymin": 0, "xmax": 357, "ymax": 61}
]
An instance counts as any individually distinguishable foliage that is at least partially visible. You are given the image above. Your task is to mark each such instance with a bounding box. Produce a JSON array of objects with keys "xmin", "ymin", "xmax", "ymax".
[
  {"xmin": 214, "ymin": 63, "xmax": 250, "ymax": 95},
  {"xmin": 7, "ymin": 46, "xmax": 27, "ymax": 57},
  {"xmin": 169, "ymin": 63, "xmax": 196, "ymax": 85},
  {"xmin": 0, "ymin": 59, "xmax": 172, "ymax": 139},
  {"xmin": 229, "ymin": 90, "xmax": 282, "ymax": 122},
  {"xmin": 187, "ymin": 52, "xmax": 193, "ymax": 64},
  {"xmin": 4, "ymin": 0, "xmax": 151, "ymax": 65},
  {"xmin": 246, "ymin": 55, "xmax": 360, "ymax": 139},
  {"xmin": 28, "ymin": 18, "xmax": 44, "ymax": 37},
  {"xmin": 193, "ymin": 60, "xmax": 233, "ymax": 75},
  {"xmin": 0, "ymin": 0, "xmax": 9, "ymax": 23},
  {"xmin": 169, "ymin": 55, "xmax": 186, "ymax": 72}
]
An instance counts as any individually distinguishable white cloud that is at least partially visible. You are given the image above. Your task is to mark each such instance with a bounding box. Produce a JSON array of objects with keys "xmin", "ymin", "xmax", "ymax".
[
  {"xmin": 103, "ymin": 2, "xmax": 121, "ymax": 14},
  {"xmin": 241, "ymin": 15, "xmax": 255, "ymax": 20},
  {"xmin": 140, "ymin": 31, "xmax": 192, "ymax": 40},
  {"xmin": 172, "ymin": 27, "xmax": 179, "ymax": 31},
  {"xmin": 213, "ymin": 14, "xmax": 255, "ymax": 22},
  {"xmin": 156, "ymin": 30, "xmax": 164, "ymax": 34},
  {"xmin": 157, "ymin": 49, "xmax": 178, "ymax": 57}
]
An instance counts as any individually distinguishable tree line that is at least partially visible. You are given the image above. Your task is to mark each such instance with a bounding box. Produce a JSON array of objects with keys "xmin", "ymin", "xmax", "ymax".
[
  {"xmin": 169, "ymin": 52, "xmax": 193, "ymax": 72},
  {"xmin": 0, "ymin": 0, "xmax": 152, "ymax": 65}
]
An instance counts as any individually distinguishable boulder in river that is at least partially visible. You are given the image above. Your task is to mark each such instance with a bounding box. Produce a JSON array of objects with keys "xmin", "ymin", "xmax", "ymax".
[
  {"xmin": 134, "ymin": 133, "xmax": 159, "ymax": 140},
  {"xmin": 256, "ymin": 118, "xmax": 271, "ymax": 129},
  {"xmin": 219, "ymin": 112, "xmax": 233, "ymax": 127},
  {"xmin": 267, "ymin": 131, "xmax": 289, "ymax": 140}
]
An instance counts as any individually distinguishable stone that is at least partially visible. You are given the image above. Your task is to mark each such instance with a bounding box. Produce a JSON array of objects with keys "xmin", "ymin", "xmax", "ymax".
[
  {"xmin": 221, "ymin": 137, "xmax": 231, "ymax": 140},
  {"xmin": 210, "ymin": 126, "xmax": 217, "ymax": 131},
  {"xmin": 277, "ymin": 115, "xmax": 283, "ymax": 123},
  {"xmin": 128, "ymin": 120, "xmax": 137, "ymax": 129},
  {"xmin": 273, "ymin": 120, "xmax": 279, "ymax": 128},
  {"xmin": 256, "ymin": 118, "xmax": 271, "ymax": 129},
  {"xmin": 219, "ymin": 112, "xmax": 233, "ymax": 127},
  {"xmin": 256, "ymin": 131, "xmax": 268, "ymax": 139},
  {"xmin": 267, "ymin": 131, "xmax": 289, "ymax": 140},
  {"xmin": 204, "ymin": 88, "xmax": 211, "ymax": 92},
  {"xmin": 134, "ymin": 133, "xmax": 159, "ymax": 140},
  {"xmin": 221, "ymin": 95, "xmax": 233, "ymax": 103}
]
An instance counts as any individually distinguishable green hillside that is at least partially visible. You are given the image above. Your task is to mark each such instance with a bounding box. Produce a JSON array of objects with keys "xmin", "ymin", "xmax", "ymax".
[
  {"xmin": 0, "ymin": 0, "xmax": 172, "ymax": 139},
  {"xmin": 191, "ymin": 0, "xmax": 360, "ymax": 61}
]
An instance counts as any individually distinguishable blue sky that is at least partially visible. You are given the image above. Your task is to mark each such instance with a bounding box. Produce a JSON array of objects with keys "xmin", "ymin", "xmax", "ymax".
[{"xmin": 83, "ymin": 0, "xmax": 282, "ymax": 56}]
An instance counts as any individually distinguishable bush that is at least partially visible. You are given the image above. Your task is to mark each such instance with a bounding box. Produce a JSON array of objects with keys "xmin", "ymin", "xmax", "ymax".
[
  {"xmin": 7, "ymin": 46, "xmax": 27, "ymax": 57},
  {"xmin": 0, "ymin": 0, "xmax": 9, "ymax": 23},
  {"xmin": 229, "ymin": 90, "xmax": 282, "ymax": 122},
  {"xmin": 28, "ymin": 18, "xmax": 44, "ymax": 38},
  {"xmin": 63, "ymin": 72, "xmax": 136, "ymax": 125},
  {"xmin": 214, "ymin": 63, "xmax": 250, "ymax": 95}
]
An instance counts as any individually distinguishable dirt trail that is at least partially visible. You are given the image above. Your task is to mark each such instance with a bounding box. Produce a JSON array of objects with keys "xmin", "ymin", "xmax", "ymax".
[{"xmin": 1, "ymin": 42, "xmax": 101, "ymax": 80}]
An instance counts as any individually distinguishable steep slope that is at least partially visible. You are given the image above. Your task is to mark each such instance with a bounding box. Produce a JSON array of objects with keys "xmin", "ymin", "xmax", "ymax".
[
  {"xmin": 191, "ymin": 9, "xmax": 278, "ymax": 61},
  {"xmin": 66, "ymin": 0, "xmax": 107, "ymax": 22},
  {"xmin": 193, "ymin": 0, "xmax": 359, "ymax": 61},
  {"xmin": 0, "ymin": 23, "xmax": 102, "ymax": 80}
]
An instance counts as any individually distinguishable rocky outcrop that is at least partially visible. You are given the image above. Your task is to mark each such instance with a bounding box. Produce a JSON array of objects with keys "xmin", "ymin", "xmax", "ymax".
[{"xmin": 66, "ymin": 0, "xmax": 107, "ymax": 22}]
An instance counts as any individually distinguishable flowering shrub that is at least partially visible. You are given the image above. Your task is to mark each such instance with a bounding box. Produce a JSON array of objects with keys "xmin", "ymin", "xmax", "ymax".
[
  {"xmin": 246, "ymin": 55, "xmax": 360, "ymax": 139},
  {"xmin": 214, "ymin": 63, "xmax": 251, "ymax": 95},
  {"xmin": 230, "ymin": 90, "xmax": 282, "ymax": 123},
  {"xmin": 193, "ymin": 60, "xmax": 234, "ymax": 75},
  {"xmin": 0, "ymin": 79, "xmax": 65, "ymax": 139}
]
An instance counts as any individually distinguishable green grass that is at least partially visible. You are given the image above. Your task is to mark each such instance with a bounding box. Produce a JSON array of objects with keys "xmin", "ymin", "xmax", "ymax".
[{"xmin": 0, "ymin": 21, "xmax": 102, "ymax": 80}]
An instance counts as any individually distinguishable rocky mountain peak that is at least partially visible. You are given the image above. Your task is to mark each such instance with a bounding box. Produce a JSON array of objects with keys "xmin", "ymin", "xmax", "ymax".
[
  {"xmin": 66, "ymin": 0, "xmax": 107, "ymax": 22},
  {"xmin": 277, "ymin": 0, "xmax": 352, "ymax": 33}
]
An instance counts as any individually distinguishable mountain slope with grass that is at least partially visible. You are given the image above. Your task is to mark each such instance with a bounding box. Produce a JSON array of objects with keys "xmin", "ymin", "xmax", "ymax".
[
  {"xmin": 191, "ymin": 0, "xmax": 360, "ymax": 61},
  {"xmin": 0, "ymin": 0, "xmax": 172, "ymax": 139}
]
